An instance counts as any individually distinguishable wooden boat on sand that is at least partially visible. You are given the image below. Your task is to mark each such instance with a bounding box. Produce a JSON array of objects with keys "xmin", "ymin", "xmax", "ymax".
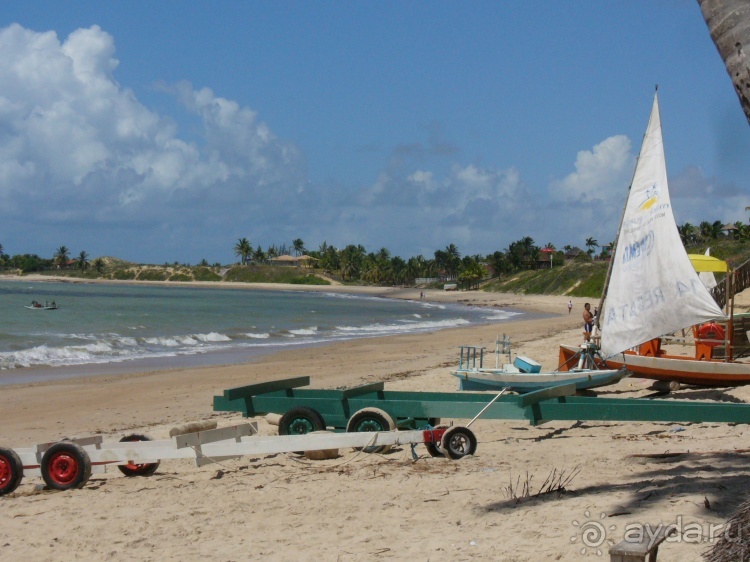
[{"xmin": 558, "ymin": 90, "xmax": 750, "ymax": 387}]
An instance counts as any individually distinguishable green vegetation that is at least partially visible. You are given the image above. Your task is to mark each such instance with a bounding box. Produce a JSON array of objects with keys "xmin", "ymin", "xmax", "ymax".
[
  {"xmin": 111, "ymin": 269, "xmax": 137, "ymax": 280},
  {"xmin": 484, "ymin": 261, "xmax": 608, "ymax": 298},
  {"xmin": 137, "ymin": 269, "xmax": 168, "ymax": 281},
  {"xmin": 192, "ymin": 267, "xmax": 222, "ymax": 282},
  {"xmin": 2, "ymin": 220, "xmax": 749, "ymax": 294},
  {"xmin": 224, "ymin": 265, "xmax": 329, "ymax": 285}
]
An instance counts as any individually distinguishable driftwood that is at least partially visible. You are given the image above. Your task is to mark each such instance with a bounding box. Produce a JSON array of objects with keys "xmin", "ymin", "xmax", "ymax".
[{"xmin": 168, "ymin": 420, "xmax": 218, "ymax": 438}]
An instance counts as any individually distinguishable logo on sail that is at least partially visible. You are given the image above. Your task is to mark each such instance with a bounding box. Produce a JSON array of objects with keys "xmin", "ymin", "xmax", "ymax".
[
  {"xmin": 636, "ymin": 183, "xmax": 660, "ymax": 212},
  {"xmin": 621, "ymin": 231, "xmax": 654, "ymax": 264}
]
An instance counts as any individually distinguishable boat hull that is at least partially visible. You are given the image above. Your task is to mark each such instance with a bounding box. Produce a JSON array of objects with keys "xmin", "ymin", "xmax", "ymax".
[
  {"xmin": 451, "ymin": 368, "xmax": 627, "ymax": 393},
  {"xmin": 559, "ymin": 345, "xmax": 750, "ymax": 387}
]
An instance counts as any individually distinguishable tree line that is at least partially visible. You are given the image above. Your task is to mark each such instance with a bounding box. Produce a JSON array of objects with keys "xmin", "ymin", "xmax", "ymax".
[{"xmin": 1, "ymin": 218, "xmax": 746, "ymax": 282}]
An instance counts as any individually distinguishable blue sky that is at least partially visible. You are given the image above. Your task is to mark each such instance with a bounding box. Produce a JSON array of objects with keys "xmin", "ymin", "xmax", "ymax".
[{"xmin": 0, "ymin": 1, "xmax": 748, "ymax": 264}]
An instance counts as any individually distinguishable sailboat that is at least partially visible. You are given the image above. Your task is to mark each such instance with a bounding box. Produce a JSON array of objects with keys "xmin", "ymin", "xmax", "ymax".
[{"xmin": 559, "ymin": 91, "xmax": 750, "ymax": 387}]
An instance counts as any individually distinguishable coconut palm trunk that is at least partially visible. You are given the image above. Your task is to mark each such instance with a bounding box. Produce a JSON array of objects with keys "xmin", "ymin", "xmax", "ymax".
[{"xmin": 698, "ymin": 0, "xmax": 750, "ymax": 125}]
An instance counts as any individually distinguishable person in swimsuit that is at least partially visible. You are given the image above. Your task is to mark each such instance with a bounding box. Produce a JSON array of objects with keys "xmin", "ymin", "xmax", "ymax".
[{"xmin": 582, "ymin": 303, "xmax": 594, "ymax": 342}]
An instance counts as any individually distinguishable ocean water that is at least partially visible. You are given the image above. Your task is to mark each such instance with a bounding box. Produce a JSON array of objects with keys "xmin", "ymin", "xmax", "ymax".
[{"xmin": 0, "ymin": 280, "xmax": 524, "ymax": 383}]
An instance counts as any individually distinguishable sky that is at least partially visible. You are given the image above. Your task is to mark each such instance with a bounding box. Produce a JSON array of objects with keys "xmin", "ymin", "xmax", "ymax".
[{"xmin": 0, "ymin": 0, "xmax": 748, "ymax": 264}]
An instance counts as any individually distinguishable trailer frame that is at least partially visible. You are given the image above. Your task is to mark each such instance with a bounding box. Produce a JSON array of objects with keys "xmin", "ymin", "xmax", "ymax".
[{"xmin": 213, "ymin": 375, "xmax": 750, "ymax": 428}]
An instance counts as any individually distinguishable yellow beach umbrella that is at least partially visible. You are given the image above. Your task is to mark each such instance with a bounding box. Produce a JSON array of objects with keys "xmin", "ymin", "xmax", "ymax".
[{"xmin": 687, "ymin": 254, "xmax": 728, "ymax": 273}]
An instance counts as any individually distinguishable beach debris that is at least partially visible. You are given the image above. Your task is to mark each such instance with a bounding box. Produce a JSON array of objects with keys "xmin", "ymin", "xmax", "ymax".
[
  {"xmin": 606, "ymin": 505, "xmax": 632, "ymax": 517},
  {"xmin": 704, "ymin": 495, "xmax": 750, "ymax": 561},
  {"xmin": 504, "ymin": 465, "xmax": 581, "ymax": 503},
  {"xmin": 303, "ymin": 431, "xmax": 339, "ymax": 461},
  {"xmin": 169, "ymin": 420, "xmax": 218, "ymax": 438}
]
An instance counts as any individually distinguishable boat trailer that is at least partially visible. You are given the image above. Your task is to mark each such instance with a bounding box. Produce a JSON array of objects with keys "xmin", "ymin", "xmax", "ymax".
[
  {"xmin": 7, "ymin": 374, "xmax": 750, "ymax": 496},
  {"xmin": 213, "ymin": 375, "xmax": 750, "ymax": 429},
  {"xmin": 0, "ymin": 383, "xmax": 476, "ymax": 497}
]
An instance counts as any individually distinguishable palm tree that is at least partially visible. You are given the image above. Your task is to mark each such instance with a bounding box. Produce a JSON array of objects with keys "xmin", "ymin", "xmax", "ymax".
[
  {"xmin": 376, "ymin": 247, "xmax": 390, "ymax": 263},
  {"xmin": 678, "ymin": 222, "xmax": 698, "ymax": 246},
  {"xmin": 735, "ymin": 221, "xmax": 749, "ymax": 242},
  {"xmin": 253, "ymin": 246, "xmax": 267, "ymax": 264},
  {"xmin": 698, "ymin": 0, "xmax": 750, "ymax": 126},
  {"xmin": 54, "ymin": 246, "xmax": 70, "ymax": 269},
  {"xmin": 585, "ymin": 237, "xmax": 599, "ymax": 257},
  {"xmin": 292, "ymin": 239, "xmax": 306, "ymax": 256},
  {"xmin": 699, "ymin": 221, "xmax": 714, "ymax": 241},
  {"xmin": 92, "ymin": 257, "xmax": 105, "ymax": 273},
  {"xmin": 233, "ymin": 238, "xmax": 252, "ymax": 265},
  {"xmin": 445, "ymin": 243, "xmax": 461, "ymax": 260},
  {"xmin": 76, "ymin": 251, "xmax": 89, "ymax": 271},
  {"xmin": 199, "ymin": 259, "xmax": 209, "ymax": 267}
]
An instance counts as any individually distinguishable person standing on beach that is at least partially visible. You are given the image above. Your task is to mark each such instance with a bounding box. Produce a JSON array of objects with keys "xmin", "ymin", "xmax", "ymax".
[
  {"xmin": 582, "ymin": 303, "xmax": 594, "ymax": 342},
  {"xmin": 567, "ymin": 300, "xmax": 573, "ymax": 314}
]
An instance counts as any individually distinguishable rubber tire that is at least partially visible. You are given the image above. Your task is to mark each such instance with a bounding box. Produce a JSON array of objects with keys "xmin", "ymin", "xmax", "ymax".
[
  {"xmin": 41, "ymin": 441, "xmax": 92, "ymax": 491},
  {"xmin": 425, "ymin": 425, "xmax": 449, "ymax": 458},
  {"xmin": 440, "ymin": 426, "xmax": 478, "ymax": 460},
  {"xmin": 0, "ymin": 447, "xmax": 23, "ymax": 496},
  {"xmin": 346, "ymin": 408, "xmax": 396, "ymax": 454},
  {"xmin": 278, "ymin": 407, "xmax": 326, "ymax": 436},
  {"xmin": 117, "ymin": 434, "xmax": 160, "ymax": 477}
]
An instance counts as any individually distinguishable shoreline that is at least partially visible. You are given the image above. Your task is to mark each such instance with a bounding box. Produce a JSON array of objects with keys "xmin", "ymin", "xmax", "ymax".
[
  {"xmin": 3, "ymin": 271, "xmax": 578, "ymax": 315},
  {"xmin": 0, "ymin": 274, "xmax": 578, "ymax": 391},
  {"xmin": 0, "ymin": 287, "xmax": 582, "ymax": 443}
]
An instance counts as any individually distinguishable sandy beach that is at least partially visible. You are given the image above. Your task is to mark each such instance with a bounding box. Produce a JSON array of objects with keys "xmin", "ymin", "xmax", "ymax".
[{"xmin": 2, "ymin": 281, "xmax": 750, "ymax": 561}]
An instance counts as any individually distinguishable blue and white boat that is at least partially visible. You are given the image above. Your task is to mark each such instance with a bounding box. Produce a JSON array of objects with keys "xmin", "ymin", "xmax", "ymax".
[{"xmin": 451, "ymin": 336, "xmax": 627, "ymax": 394}]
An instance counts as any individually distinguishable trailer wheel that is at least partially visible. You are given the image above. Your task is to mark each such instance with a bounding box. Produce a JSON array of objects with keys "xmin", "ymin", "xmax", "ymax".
[
  {"xmin": 0, "ymin": 447, "xmax": 23, "ymax": 496},
  {"xmin": 346, "ymin": 408, "xmax": 396, "ymax": 454},
  {"xmin": 117, "ymin": 434, "xmax": 160, "ymax": 477},
  {"xmin": 41, "ymin": 442, "xmax": 91, "ymax": 491},
  {"xmin": 279, "ymin": 407, "xmax": 326, "ymax": 436},
  {"xmin": 440, "ymin": 426, "xmax": 477, "ymax": 460},
  {"xmin": 425, "ymin": 425, "xmax": 448, "ymax": 458}
]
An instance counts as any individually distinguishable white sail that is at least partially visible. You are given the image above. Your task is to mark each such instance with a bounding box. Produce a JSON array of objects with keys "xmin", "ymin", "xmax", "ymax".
[
  {"xmin": 699, "ymin": 248, "xmax": 718, "ymax": 289},
  {"xmin": 600, "ymin": 93, "xmax": 726, "ymax": 357}
]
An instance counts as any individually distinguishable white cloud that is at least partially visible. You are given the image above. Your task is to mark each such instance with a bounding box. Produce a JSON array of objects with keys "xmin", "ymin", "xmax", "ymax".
[
  {"xmin": 1, "ymin": 23, "xmax": 730, "ymax": 264},
  {"xmin": 551, "ymin": 135, "xmax": 632, "ymax": 202},
  {"xmin": 0, "ymin": 23, "xmax": 304, "ymax": 242},
  {"xmin": 669, "ymin": 165, "xmax": 748, "ymax": 225}
]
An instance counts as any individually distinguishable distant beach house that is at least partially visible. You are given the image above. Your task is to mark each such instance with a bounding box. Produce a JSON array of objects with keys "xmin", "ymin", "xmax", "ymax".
[
  {"xmin": 269, "ymin": 255, "xmax": 316, "ymax": 267},
  {"xmin": 564, "ymin": 247, "xmax": 585, "ymax": 260}
]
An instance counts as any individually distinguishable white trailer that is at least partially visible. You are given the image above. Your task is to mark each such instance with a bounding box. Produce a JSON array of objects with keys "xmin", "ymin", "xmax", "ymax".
[{"xmin": 0, "ymin": 418, "xmax": 477, "ymax": 495}]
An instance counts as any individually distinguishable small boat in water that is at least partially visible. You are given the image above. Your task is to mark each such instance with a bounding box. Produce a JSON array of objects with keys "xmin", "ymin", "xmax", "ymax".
[
  {"xmin": 452, "ymin": 336, "xmax": 627, "ymax": 394},
  {"xmin": 25, "ymin": 300, "xmax": 58, "ymax": 310}
]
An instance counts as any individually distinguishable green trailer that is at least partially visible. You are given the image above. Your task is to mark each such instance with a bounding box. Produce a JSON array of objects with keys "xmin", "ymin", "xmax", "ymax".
[{"xmin": 213, "ymin": 375, "xmax": 750, "ymax": 436}]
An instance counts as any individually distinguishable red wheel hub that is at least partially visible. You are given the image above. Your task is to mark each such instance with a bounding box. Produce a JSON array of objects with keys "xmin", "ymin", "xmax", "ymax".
[
  {"xmin": 0, "ymin": 456, "xmax": 11, "ymax": 487},
  {"xmin": 47, "ymin": 452, "xmax": 79, "ymax": 485}
]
